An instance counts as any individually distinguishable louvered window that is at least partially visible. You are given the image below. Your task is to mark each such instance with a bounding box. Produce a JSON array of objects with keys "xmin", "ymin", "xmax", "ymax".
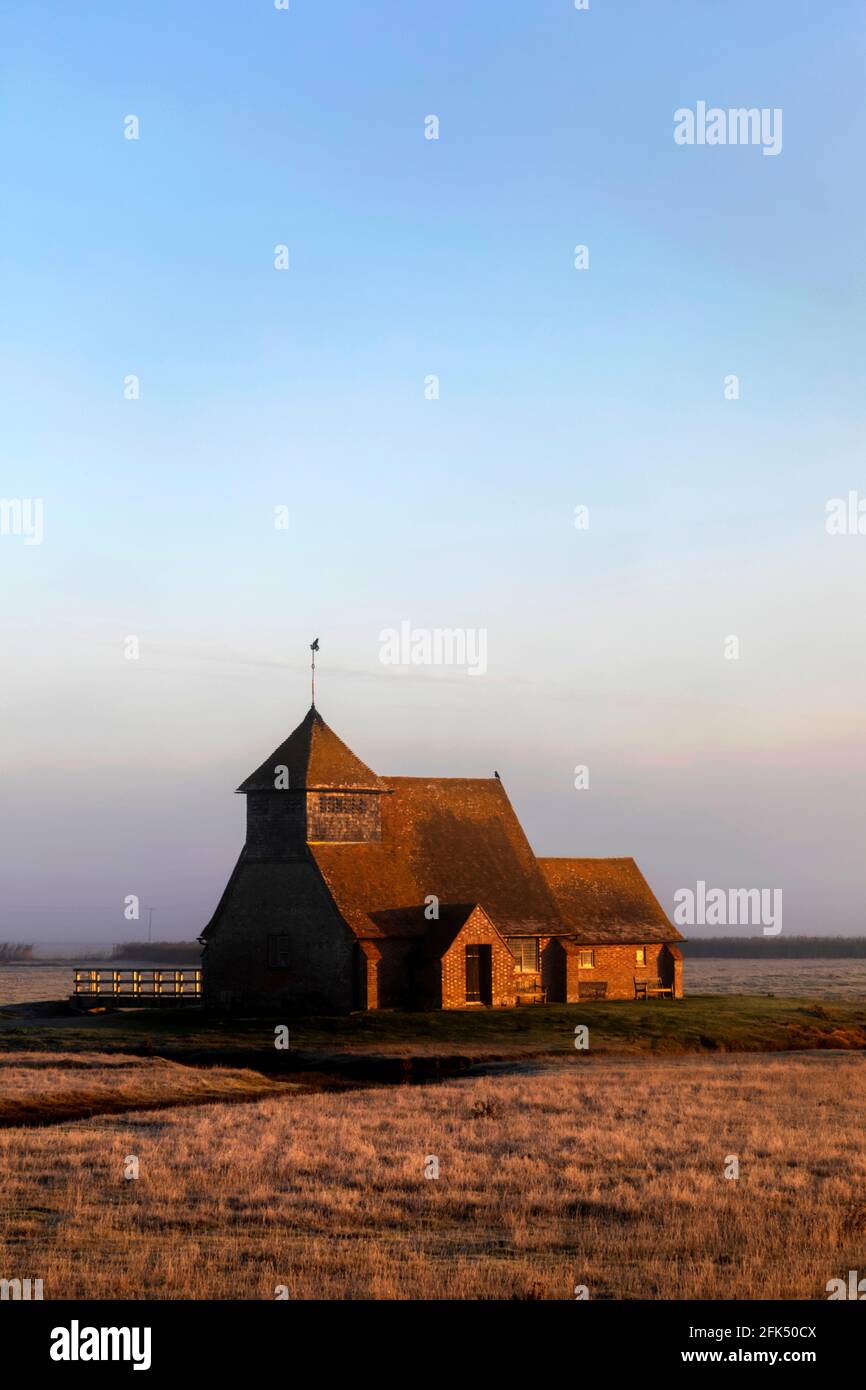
[
  {"xmin": 318, "ymin": 794, "xmax": 367, "ymax": 814},
  {"xmin": 268, "ymin": 936, "xmax": 291, "ymax": 968}
]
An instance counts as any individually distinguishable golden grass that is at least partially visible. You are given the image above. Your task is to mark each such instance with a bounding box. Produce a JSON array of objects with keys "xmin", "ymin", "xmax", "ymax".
[
  {"xmin": 1, "ymin": 1051, "xmax": 864, "ymax": 1299},
  {"xmin": 0, "ymin": 1052, "xmax": 297, "ymax": 1126}
]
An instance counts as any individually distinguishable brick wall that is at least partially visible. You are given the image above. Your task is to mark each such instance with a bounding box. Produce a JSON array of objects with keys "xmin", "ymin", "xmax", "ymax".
[
  {"xmin": 668, "ymin": 945, "xmax": 684, "ymax": 998},
  {"xmin": 565, "ymin": 941, "xmax": 682, "ymax": 1001},
  {"xmin": 355, "ymin": 940, "xmax": 381, "ymax": 1010},
  {"xmin": 439, "ymin": 908, "xmax": 517, "ymax": 1009}
]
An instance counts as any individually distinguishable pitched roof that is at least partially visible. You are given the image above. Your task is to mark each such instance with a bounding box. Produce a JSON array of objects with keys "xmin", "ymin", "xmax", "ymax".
[
  {"xmin": 537, "ymin": 857, "xmax": 683, "ymax": 944},
  {"xmin": 311, "ymin": 777, "xmax": 566, "ymax": 940},
  {"xmin": 201, "ymin": 855, "xmax": 357, "ymax": 944},
  {"xmin": 424, "ymin": 904, "xmax": 494, "ymax": 956},
  {"xmin": 237, "ymin": 706, "xmax": 383, "ymax": 793}
]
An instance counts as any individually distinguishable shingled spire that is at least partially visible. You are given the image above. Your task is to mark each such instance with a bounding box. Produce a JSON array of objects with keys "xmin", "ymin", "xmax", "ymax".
[{"xmin": 237, "ymin": 706, "xmax": 382, "ymax": 793}]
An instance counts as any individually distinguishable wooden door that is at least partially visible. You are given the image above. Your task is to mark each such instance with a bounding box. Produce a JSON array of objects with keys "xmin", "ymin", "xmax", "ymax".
[{"xmin": 465, "ymin": 944, "xmax": 492, "ymax": 1004}]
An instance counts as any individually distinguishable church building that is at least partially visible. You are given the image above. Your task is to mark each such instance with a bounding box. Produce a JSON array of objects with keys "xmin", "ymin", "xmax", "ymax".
[{"xmin": 200, "ymin": 705, "xmax": 684, "ymax": 1012}]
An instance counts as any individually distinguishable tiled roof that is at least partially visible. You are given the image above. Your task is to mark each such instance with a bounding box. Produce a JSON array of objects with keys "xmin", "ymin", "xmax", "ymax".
[
  {"xmin": 311, "ymin": 777, "xmax": 566, "ymax": 940},
  {"xmin": 538, "ymin": 857, "xmax": 683, "ymax": 944},
  {"xmin": 424, "ymin": 904, "xmax": 491, "ymax": 956}
]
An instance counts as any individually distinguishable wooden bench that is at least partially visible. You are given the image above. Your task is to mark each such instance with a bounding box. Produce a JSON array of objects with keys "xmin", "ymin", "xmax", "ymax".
[
  {"xmin": 634, "ymin": 977, "xmax": 673, "ymax": 1000},
  {"xmin": 516, "ymin": 985, "xmax": 548, "ymax": 1005}
]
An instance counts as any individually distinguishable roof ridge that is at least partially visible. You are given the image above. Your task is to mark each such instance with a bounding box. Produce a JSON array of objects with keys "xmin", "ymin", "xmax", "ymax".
[
  {"xmin": 538, "ymin": 855, "xmax": 636, "ymax": 864},
  {"xmin": 384, "ymin": 775, "xmax": 503, "ymax": 785}
]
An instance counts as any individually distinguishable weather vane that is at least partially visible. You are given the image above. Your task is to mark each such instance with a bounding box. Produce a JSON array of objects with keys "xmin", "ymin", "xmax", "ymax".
[{"xmin": 310, "ymin": 637, "xmax": 319, "ymax": 708}]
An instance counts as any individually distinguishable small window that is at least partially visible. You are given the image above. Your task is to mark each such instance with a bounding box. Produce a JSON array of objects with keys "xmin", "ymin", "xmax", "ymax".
[
  {"xmin": 635, "ymin": 946, "xmax": 647, "ymax": 966},
  {"xmin": 578, "ymin": 949, "xmax": 595, "ymax": 969},
  {"xmin": 268, "ymin": 935, "xmax": 291, "ymax": 968},
  {"xmin": 506, "ymin": 938, "xmax": 539, "ymax": 973}
]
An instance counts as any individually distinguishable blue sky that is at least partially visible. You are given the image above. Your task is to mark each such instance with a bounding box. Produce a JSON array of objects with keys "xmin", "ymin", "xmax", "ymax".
[{"xmin": 2, "ymin": 1, "xmax": 865, "ymax": 940}]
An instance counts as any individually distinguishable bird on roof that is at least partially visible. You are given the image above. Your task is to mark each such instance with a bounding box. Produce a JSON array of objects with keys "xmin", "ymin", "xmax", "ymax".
[{"xmin": 494, "ymin": 770, "xmax": 500, "ymax": 779}]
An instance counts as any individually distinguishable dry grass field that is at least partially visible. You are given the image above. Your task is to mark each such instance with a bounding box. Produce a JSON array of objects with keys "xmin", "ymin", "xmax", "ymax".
[{"xmin": 1, "ymin": 1050, "xmax": 864, "ymax": 1300}]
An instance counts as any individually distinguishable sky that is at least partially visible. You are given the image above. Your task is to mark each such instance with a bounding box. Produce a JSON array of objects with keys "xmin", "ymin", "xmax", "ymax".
[{"xmin": 1, "ymin": 1, "xmax": 865, "ymax": 942}]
